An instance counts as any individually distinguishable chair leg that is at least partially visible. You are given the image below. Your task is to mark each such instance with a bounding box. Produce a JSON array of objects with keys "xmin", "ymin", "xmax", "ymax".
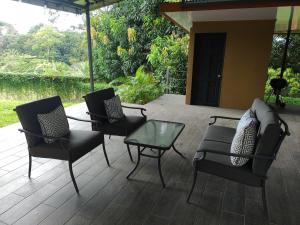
[
  {"xmin": 102, "ymin": 142, "xmax": 110, "ymax": 167},
  {"xmin": 262, "ymin": 181, "xmax": 269, "ymax": 222},
  {"xmin": 187, "ymin": 165, "xmax": 198, "ymax": 203},
  {"xmin": 109, "ymin": 135, "xmax": 111, "ymax": 139},
  {"xmin": 28, "ymin": 154, "xmax": 32, "ymax": 178},
  {"xmin": 68, "ymin": 161, "xmax": 79, "ymax": 194},
  {"xmin": 127, "ymin": 144, "xmax": 134, "ymax": 162}
]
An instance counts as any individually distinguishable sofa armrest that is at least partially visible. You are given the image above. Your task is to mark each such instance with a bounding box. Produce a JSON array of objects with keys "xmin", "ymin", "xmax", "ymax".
[
  {"xmin": 196, "ymin": 149, "xmax": 275, "ymax": 161},
  {"xmin": 209, "ymin": 116, "xmax": 240, "ymax": 125}
]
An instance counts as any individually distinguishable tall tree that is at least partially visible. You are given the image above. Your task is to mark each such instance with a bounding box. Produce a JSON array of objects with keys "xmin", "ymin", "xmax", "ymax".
[
  {"xmin": 31, "ymin": 26, "xmax": 64, "ymax": 62},
  {"xmin": 91, "ymin": 0, "xmax": 185, "ymax": 80}
]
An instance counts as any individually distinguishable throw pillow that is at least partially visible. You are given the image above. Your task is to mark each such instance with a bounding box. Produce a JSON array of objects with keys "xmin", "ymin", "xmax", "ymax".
[
  {"xmin": 104, "ymin": 95, "xmax": 125, "ymax": 123},
  {"xmin": 37, "ymin": 105, "xmax": 70, "ymax": 144},
  {"xmin": 230, "ymin": 110, "xmax": 258, "ymax": 166}
]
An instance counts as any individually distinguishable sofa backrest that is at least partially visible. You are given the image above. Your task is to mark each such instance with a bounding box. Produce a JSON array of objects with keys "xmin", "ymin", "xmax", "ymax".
[{"xmin": 251, "ymin": 98, "xmax": 283, "ymax": 177}]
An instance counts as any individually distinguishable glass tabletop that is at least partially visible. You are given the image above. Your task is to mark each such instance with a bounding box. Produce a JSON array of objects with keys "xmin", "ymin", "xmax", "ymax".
[{"xmin": 124, "ymin": 120, "xmax": 185, "ymax": 150}]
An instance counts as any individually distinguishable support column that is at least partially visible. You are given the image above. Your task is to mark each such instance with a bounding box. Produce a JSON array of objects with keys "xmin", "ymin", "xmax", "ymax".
[
  {"xmin": 86, "ymin": 0, "xmax": 94, "ymax": 92},
  {"xmin": 280, "ymin": 6, "xmax": 294, "ymax": 79}
]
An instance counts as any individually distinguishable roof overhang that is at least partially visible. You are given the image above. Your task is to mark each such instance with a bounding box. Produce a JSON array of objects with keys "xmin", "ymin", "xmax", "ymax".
[
  {"xmin": 160, "ymin": 1, "xmax": 300, "ymax": 33},
  {"xmin": 12, "ymin": 0, "xmax": 121, "ymax": 14}
]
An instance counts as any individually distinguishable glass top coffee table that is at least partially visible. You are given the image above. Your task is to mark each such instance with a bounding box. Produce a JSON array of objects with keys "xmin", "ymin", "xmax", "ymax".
[{"xmin": 124, "ymin": 119, "xmax": 185, "ymax": 188}]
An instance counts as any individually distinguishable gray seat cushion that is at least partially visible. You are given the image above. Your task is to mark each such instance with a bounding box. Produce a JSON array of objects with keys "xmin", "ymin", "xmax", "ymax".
[
  {"xmin": 193, "ymin": 139, "xmax": 262, "ymax": 186},
  {"xmin": 30, "ymin": 130, "xmax": 104, "ymax": 162},
  {"xmin": 96, "ymin": 115, "xmax": 146, "ymax": 136},
  {"xmin": 203, "ymin": 125, "xmax": 236, "ymax": 144}
]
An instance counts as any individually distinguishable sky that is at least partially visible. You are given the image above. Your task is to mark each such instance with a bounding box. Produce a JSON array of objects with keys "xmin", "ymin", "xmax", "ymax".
[{"xmin": 0, "ymin": 0, "xmax": 84, "ymax": 34}]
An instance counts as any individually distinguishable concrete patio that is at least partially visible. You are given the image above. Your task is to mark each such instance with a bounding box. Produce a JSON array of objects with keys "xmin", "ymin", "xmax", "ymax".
[{"xmin": 0, "ymin": 94, "xmax": 299, "ymax": 225}]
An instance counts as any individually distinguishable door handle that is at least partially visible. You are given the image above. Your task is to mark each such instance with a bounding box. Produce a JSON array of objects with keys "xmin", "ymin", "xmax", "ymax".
[{"xmin": 217, "ymin": 74, "xmax": 222, "ymax": 78}]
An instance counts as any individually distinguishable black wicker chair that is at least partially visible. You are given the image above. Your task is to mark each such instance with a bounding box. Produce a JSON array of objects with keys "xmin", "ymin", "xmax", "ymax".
[
  {"xmin": 187, "ymin": 98, "xmax": 290, "ymax": 220},
  {"xmin": 15, "ymin": 96, "xmax": 109, "ymax": 193},
  {"xmin": 83, "ymin": 88, "xmax": 147, "ymax": 162}
]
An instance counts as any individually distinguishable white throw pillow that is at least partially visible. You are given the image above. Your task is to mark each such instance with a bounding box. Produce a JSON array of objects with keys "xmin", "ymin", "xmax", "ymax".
[
  {"xmin": 37, "ymin": 105, "xmax": 70, "ymax": 144},
  {"xmin": 104, "ymin": 95, "xmax": 125, "ymax": 123},
  {"xmin": 230, "ymin": 109, "xmax": 258, "ymax": 166}
]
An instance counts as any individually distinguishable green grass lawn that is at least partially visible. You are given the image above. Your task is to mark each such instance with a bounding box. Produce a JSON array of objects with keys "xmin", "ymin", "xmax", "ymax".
[{"xmin": 0, "ymin": 100, "xmax": 75, "ymax": 128}]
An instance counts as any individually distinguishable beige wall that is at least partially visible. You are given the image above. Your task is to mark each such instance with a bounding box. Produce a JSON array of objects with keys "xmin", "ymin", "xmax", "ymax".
[{"xmin": 186, "ymin": 20, "xmax": 275, "ymax": 109}]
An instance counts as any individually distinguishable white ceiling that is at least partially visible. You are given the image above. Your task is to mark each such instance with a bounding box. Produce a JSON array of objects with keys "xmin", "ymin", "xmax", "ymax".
[
  {"xmin": 165, "ymin": 6, "xmax": 300, "ymax": 33},
  {"xmin": 188, "ymin": 7, "xmax": 277, "ymax": 22}
]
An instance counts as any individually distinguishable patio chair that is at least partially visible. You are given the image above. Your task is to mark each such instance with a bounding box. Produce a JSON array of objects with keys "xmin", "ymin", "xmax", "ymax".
[
  {"xmin": 83, "ymin": 88, "xmax": 147, "ymax": 162},
  {"xmin": 187, "ymin": 98, "xmax": 290, "ymax": 220},
  {"xmin": 15, "ymin": 96, "xmax": 109, "ymax": 194}
]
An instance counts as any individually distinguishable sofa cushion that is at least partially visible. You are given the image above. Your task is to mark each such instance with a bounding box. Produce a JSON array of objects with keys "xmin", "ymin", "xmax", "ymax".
[
  {"xmin": 253, "ymin": 111, "xmax": 281, "ymax": 176},
  {"xmin": 104, "ymin": 95, "xmax": 125, "ymax": 123},
  {"xmin": 194, "ymin": 140, "xmax": 232, "ymax": 167},
  {"xmin": 193, "ymin": 140, "xmax": 262, "ymax": 187},
  {"xmin": 230, "ymin": 110, "xmax": 258, "ymax": 166},
  {"xmin": 204, "ymin": 125, "xmax": 236, "ymax": 144},
  {"xmin": 251, "ymin": 98, "xmax": 272, "ymax": 123},
  {"xmin": 37, "ymin": 105, "xmax": 70, "ymax": 144}
]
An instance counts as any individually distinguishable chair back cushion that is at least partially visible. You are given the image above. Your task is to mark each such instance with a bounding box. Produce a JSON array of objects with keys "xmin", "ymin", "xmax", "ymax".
[
  {"xmin": 104, "ymin": 95, "xmax": 125, "ymax": 123},
  {"xmin": 84, "ymin": 88, "xmax": 115, "ymax": 123},
  {"xmin": 230, "ymin": 109, "xmax": 258, "ymax": 166},
  {"xmin": 37, "ymin": 105, "xmax": 70, "ymax": 144},
  {"xmin": 251, "ymin": 98, "xmax": 282, "ymax": 176},
  {"xmin": 15, "ymin": 96, "xmax": 63, "ymax": 147}
]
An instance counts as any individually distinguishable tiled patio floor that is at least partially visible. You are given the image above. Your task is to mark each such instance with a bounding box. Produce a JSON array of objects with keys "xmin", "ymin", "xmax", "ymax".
[{"xmin": 0, "ymin": 94, "xmax": 299, "ymax": 225}]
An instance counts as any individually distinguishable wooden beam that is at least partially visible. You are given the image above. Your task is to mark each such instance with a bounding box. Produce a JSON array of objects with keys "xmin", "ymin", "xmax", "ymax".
[{"xmin": 160, "ymin": 1, "xmax": 300, "ymax": 13}]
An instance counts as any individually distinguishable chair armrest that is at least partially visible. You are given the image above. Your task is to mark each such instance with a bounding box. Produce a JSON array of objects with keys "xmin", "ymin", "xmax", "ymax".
[
  {"xmin": 209, "ymin": 116, "xmax": 240, "ymax": 125},
  {"xmin": 18, "ymin": 128, "xmax": 69, "ymax": 142},
  {"xmin": 86, "ymin": 112, "xmax": 121, "ymax": 121},
  {"xmin": 121, "ymin": 105, "xmax": 146, "ymax": 117},
  {"xmin": 196, "ymin": 149, "xmax": 275, "ymax": 161},
  {"xmin": 66, "ymin": 115, "xmax": 101, "ymax": 124}
]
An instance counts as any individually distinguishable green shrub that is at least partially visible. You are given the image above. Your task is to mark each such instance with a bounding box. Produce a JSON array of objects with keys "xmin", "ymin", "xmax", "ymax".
[
  {"xmin": 111, "ymin": 66, "xmax": 163, "ymax": 104},
  {"xmin": 0, "ymin": 72, "xmax": 106, "ymax": 102},
  {"xmin": 265, "ymin": 68, "xmax": 300, "ymax": 97}
]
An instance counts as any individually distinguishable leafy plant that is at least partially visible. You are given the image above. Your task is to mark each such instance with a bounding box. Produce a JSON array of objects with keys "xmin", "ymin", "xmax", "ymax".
[
  {"xmin": 147, "ymin": 34, "xmax": 189, "ymax": 94},
  {"xmin": 111, "ymin": 66, "xmax": 163, "ymax": 104},
  {"xmin": 265, "ymin": 68, "xmax": 300, "ymax": 98}
]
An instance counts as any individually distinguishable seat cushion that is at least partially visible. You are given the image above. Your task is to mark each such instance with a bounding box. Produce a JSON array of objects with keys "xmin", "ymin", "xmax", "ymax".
[
  {"xmin": 98, "ymin": 115, "xmax": 146, "ymax": 136},
  {"xmin": 204, "ymin": 125, "xmax": 236, "ymax": 144},
  {"xmin": 193, "ymin": 139, "xmax": 263, "ymax": 186},
  {"xmin": 37, "ymin": 105, "xmax": 70, "ymax": 144},
  {"xmin": 29, "ymin": 130, "xmax": 104, "ymax": 162}
]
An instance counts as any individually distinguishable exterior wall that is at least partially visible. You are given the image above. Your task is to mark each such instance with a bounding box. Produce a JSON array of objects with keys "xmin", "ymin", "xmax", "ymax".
[{"xmin": 186, "ymin": 20, "xmax": 275, "ymax": 109}]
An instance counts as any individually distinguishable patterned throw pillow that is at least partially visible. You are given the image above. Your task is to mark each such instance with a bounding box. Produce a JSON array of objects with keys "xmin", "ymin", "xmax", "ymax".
[
  {"xmin": 230, "ymin": 109, "xmax": 258, "ymax": 166},
  {"xmin": 37, "ymin": 105, "xmax": 70, "ymax": 144},
  {"xmin": 104, "ymin": 95, "xmax": 125, "ymax": 123}
]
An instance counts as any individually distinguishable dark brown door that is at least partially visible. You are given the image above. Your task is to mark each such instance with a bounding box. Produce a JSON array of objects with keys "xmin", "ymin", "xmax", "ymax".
[{"xmin": 191, "ymin": 33, "xmax": 226, "ymax": 106}]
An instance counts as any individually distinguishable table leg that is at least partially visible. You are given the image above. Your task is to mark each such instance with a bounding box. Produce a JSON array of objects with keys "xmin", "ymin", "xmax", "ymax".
[
  {"xmin": 158, "ymin": 150, "xmax": 166, "ymax": 188},
  {"xmin": 127, "ymin": 146, "xmax": 141, "ymax": 179},
  {"xmin": 127, "ymin": 144, "xmax": 134, "ymax": 162},
  {"xmin": 172, "ymin": 144, "xmax": 186, "ymax": 158}
]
